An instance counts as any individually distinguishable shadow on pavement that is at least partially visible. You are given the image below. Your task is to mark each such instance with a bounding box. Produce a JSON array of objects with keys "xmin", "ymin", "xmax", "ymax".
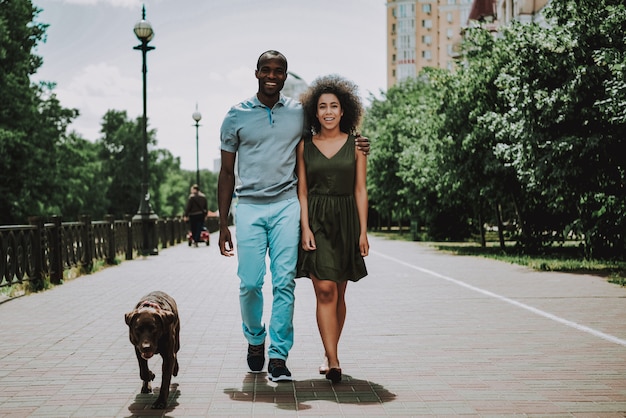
[
  {"xmin": 224, "ymin": 373, "xmax": 396, "ymax": 411},
  {"xmin": 126, "ymin": 383, "xmax": 180, "ymax": 417}
]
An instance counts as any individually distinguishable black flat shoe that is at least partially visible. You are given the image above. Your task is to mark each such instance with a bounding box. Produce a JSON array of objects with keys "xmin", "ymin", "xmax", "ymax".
[{"xmin": 325, "ymin": 367, "xmax": 342, "ymax": 383}]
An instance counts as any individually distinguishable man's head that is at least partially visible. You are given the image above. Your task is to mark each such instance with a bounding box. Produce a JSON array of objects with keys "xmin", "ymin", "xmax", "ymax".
[
  {"xmin": 191, "ymin": 184, "xmax": 199, "ymax": 194},
  {"xmin": 255, "ymin": 50, "xmax": 288, "ymax": 105}
]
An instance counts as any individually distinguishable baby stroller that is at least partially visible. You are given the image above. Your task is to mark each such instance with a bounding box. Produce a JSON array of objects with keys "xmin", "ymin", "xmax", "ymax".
[{"xmin": 188, "ymin": 226, "xmax": 210, "ymax": 246}]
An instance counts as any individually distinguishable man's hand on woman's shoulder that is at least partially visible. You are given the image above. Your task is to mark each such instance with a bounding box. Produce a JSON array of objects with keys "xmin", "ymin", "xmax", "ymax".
[{"xmin": 354, "ymin": 135, "xmax": 370, "ymax": 156}]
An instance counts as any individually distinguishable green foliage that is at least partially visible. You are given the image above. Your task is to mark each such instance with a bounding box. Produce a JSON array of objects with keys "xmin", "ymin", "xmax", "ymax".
[
  {"xmin": 486, "ymin": 0, "xmax": 626, "ymax": 257},
  {"xmin": 0, "ymin": 0, "xmax": 218, "ymax": 227},
  {"xmin": 0, "ymin": 0, "xmax": 52, "ymax": 224},
  {"xmin": 97, "ymin": 110, "xmax": 146, "ymax": 218},
  {"xmin": 364, "ymin": 0, "xmax": 625, "ymax": 259},
  {"xmin": 363, "ymin": 88, "xmax": 408, "ymax": 228},
  {"xmin": 96, "ymin": 110, "xmax": 218, "ymax": 220}
]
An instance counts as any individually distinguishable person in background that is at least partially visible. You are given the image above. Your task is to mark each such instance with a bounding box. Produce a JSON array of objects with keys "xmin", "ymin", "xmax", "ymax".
[
  {"xmin": 184, "ymin": 184, "xmax": 208, "ymax": 247},
  {"xmin": 218, "ymin": 50, "xmax": 370, "ymax": 382},
  {"xmin": 296, "ymin": 74, "xmax": 369, "ymax": 384}
]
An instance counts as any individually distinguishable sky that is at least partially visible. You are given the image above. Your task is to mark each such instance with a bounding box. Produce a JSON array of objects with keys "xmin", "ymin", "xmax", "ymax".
[{"xmin": 32, "ymin": 0, "xmax": 388, "ymax": 172}]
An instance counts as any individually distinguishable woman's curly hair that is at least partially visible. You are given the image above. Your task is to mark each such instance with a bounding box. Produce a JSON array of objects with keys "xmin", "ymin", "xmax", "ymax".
[{"xmin": 300, "ymin": 74, "xmax": 363, "ymax": 136}]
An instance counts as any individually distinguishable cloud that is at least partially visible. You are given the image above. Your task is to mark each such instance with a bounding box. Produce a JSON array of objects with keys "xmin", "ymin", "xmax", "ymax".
[
  {"xmin": 53, "ymin": 62, "xmax": 141, "ymax": 140},
  {"xmin": 225, "ymin": 66, "xmax": 253, "ymax": 86},
  {"xmin": 207, "ymin": 72, "xmax": 222, "ymax": 82},
  {"xmin": 61, "ymin": 62, "xmax": 138, "ymax": 99}
]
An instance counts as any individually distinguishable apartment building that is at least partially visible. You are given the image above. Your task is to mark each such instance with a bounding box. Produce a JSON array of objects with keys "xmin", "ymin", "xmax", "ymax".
[
  {"xmin": 386, "ymin": 0, "xmax": 473, "ymax": 87},
  {"xmin": 386, "ymin": 0, "xmax": 550, "ymax": 88}
]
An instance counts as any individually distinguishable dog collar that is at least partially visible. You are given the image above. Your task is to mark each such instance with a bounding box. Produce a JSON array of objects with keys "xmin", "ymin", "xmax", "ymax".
[{"xmin": 139, "ymin": 301, "xmax": 161, "ymax": 310}]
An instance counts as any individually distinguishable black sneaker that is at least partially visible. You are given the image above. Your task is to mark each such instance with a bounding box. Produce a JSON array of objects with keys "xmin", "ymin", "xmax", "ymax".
[
  {"xmin": 247, "ymin": 343, "xmax": 265, "ymax": 373},
  {"xmin": 268, "ymin": 358, "xmax": 292, "ymax": 382}
]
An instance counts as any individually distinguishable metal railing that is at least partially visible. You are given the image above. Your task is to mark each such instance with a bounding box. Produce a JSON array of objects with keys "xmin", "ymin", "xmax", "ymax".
[{"xmin": 0, "ymin": 215, "xmax": 219, "ymax": 291}]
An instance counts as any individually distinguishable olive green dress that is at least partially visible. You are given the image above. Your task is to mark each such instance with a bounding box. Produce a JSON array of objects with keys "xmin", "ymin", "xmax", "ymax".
[{"xmin": 297, "ymin": 134, "xmax": 367, "ymax": 282}]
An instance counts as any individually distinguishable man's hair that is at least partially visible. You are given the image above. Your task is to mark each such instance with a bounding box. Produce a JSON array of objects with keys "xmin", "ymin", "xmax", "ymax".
[{"xmin": 256, "ymin": 50, "xmax": 288, "ymax": 71}]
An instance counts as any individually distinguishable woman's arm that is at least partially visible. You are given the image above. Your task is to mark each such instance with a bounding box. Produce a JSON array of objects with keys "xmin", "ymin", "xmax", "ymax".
[
  {"xmin": 354, "ymin": 147, "xmax": 369, "ymax": 256},
  {"xmin": 296, "ymin": 140, "xmax": 316, "ymax": 251}
]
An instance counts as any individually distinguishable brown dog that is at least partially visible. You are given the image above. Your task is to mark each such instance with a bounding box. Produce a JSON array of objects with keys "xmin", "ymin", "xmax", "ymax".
[{"xmin": 125, "ymin": 291, "xmax": 180, "ymax": 409}]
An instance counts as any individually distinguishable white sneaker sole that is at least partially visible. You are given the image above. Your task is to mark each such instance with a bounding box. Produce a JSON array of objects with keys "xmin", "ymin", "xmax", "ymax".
[{"xmin": 269, "ymin": 374, "xmax": 293, "ymax": 382}]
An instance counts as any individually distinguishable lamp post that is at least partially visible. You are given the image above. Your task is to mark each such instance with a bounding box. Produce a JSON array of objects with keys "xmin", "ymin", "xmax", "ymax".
[
  {"xmin": 192, "ymin": 106, "xmax": 202, "ymax": 187},
  {"xmin": 131, "ymin": 4, "xmax": 159, "ymax": 256}
]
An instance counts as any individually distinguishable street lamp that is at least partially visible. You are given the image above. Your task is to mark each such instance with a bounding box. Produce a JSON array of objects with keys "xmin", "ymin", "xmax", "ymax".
[
  {"xmin": 192, "ymin": 106, "xmax": 202, "ymax": 187},
  {"xmin": 131, "ymin": 4, "xmax": 158, "ymax": 256}
]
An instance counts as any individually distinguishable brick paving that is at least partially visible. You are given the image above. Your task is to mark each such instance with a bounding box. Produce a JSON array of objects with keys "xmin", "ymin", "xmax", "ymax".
[{"xmin": 1, "ymin": 233, "xmax": 625, "ymax": 417}]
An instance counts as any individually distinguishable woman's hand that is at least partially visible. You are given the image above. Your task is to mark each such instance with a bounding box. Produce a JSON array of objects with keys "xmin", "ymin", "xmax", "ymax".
[
  {"xmin": 301, "ymin": 228, "xmax": 317, "ymax": 251},
  {"xmin": 359, "ymin": 233, "xmax": 369, "ymax": 257}
]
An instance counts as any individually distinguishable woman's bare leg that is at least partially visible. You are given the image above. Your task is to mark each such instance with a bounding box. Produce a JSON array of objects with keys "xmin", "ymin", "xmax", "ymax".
[
  {"xmin": 336, "ymin": 281, "xmax": 348, "ymax": 342},
  {"xmin": 311, "ymin": 275, "xmax": 341, "ymax": 369}
]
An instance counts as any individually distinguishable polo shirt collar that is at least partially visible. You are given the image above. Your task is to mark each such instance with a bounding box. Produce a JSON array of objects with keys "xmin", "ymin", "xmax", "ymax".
[{"xmin": 250, "ymin": 94, "xmax": 287, "ymax": 109}]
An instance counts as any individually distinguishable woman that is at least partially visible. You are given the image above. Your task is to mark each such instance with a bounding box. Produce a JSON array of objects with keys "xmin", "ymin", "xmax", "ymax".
[{"xmin": 296, "ymin": 74, "xmax": 369, "ymax": 384}]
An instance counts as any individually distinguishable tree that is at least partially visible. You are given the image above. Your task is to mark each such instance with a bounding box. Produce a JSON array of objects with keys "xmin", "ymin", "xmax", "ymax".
[
  {"xmin": 54, "ymin": 131, "xmax": 109, "ymax": 220},
  {"xmin": 98, "ymin": 110, "xmax": 150, "ymax": 218},
  {"xmin": 363, "ymin": 88, "xmax": 410, "ymax": 230},
  {"xmin": 0, "ymin": 1, "xmax": 82, "ymax": 224},
  {"xmin": 490, "ymin": 0, "xmax": 626, "ymax": 257}
]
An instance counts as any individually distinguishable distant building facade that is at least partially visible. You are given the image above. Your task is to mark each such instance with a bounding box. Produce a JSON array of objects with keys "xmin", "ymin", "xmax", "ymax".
[
  {"xmin": 386, "ymin": 0, "xmax": 473, "ymax": 87},
  {"xmin": 468, "ymin": 0, "xmax": 550, "ymax": 29},
  {"xmin": 386, "ymin": 0, "xmax": 550, "ymax": 88}
]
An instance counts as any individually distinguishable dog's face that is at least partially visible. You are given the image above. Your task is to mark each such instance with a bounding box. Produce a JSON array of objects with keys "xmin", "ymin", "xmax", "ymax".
[{"xmin": 125, "ymin": 308, "xmax": 176, "ymax": 359}]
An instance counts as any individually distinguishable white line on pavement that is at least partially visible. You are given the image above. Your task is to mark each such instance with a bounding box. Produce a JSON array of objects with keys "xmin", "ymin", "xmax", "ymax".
[{"xmin": 372, "ymin": 250, "xmax": 626, "ymax": 348}]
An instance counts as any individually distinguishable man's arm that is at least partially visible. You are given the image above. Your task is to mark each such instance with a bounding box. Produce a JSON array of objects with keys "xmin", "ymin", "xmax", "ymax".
[{"xmin": 218, "ymin": 150, "xmax": 236, "ymax": 256}]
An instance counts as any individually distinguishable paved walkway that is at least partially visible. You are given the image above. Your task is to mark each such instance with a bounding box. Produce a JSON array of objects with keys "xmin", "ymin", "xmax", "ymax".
[{"xmin": 1, "ymin": 233, "xmax": 625, "ymax": 417}]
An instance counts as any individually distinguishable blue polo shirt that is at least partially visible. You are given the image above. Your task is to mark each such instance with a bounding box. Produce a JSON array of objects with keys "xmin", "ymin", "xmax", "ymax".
[{"xmin": 220, "ymin": 94, "xmax": 304, "ymax": 204}]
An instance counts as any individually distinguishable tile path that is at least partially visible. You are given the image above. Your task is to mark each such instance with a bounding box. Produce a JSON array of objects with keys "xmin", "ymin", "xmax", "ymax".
[{"xmin": 1, "ymin": 232, "xmax": 625, "ymax": 417}]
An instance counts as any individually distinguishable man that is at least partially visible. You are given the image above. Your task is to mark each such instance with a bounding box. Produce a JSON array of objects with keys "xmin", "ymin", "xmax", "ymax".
[
  {"xmin": 184, "ymin": 184, "xmax": 208, "ymax": 247},
  {"xmin": 218, "ymin": 50, "xmax": 368, "ymax": 382}
]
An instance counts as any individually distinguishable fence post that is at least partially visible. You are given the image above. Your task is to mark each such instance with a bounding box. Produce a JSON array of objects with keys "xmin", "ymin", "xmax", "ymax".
[
  {"xmin": 27, "ymin": 216, "xmax": 44, "ymax": 290},
  {"xmin": 49, "ymin": 215, "xmax": 63, "ymax": 285},
  {"xmin": 176, "ymin": 218, "xmax": 183, "ymax": 244},
  {"xmin": 80, "ymin": 215, "xmax": 93, "ymax": 273},
  {"xmin": 105, "ymin": 214, "xmax": 116, "ymax": 265},
  {"xmin": 158, "ymin": 219, "xmax": 164, "ymax": 251},
  {"xmin": 161, "ymin": 219, "xmax": 168, "ymax": 249},
  {"xmin": 124, "ymin": 214, "xmax": 133, "ymax": 260}
]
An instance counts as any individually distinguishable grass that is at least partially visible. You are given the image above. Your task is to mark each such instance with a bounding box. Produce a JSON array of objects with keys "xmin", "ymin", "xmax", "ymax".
[{"xmin": 371, "ymin": 230, "xmax": 626, "ymax": 286}]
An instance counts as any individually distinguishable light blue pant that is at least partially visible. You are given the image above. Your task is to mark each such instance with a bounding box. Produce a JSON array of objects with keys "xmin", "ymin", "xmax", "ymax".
[{"xmin": 235, "ymin": 197, "xmax": 300, "ymax": 360}]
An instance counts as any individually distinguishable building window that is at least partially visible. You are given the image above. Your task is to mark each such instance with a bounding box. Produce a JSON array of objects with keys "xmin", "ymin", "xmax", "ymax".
[
  {"xmin": 422, "ymin": 4, "xmax": 431, "ymax": 14},
  {"xmin": 447, "ymin": 12, "xmax": 453, "ymax": 23},
  {"xmin": 422, "ymin": 35, "xmax": 432, "ymax": 45},
  {"xmin": 422, "ymin": 50, "xmax": 432, "ymax": 60},
  {"xmin": 422, "ymin": 19, "xmax": 432, "ymax": 29},
  {"xmin": 447, "ymin": 28, "xmax": 454, "ymax": 39}
]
